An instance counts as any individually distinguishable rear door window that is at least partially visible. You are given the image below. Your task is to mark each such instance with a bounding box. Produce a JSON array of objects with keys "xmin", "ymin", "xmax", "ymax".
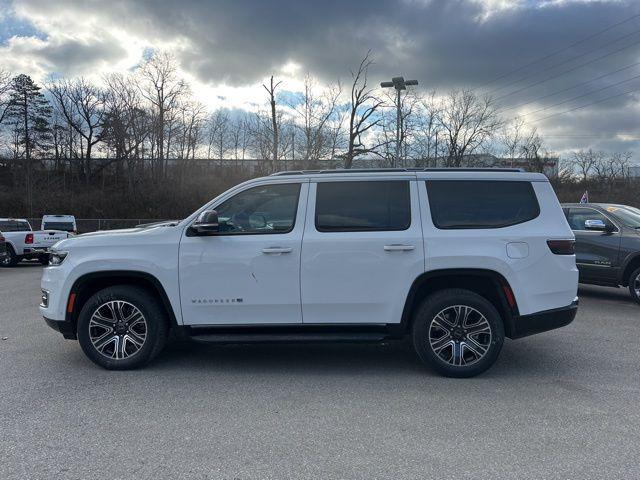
[
  {"xmin": 315, "ymin": 181, "xmax": 411, "ymax": 232},
  {"xmin": 0, "ymin": 221, "xmax": 31, "ymax": 232},
  {"xmin": 43, "ymin": 222, "xmax": 75, "ymax": 231},
  {"xmin": 425, "ymin": 180, "xmax": 540, "ymax": 229}
]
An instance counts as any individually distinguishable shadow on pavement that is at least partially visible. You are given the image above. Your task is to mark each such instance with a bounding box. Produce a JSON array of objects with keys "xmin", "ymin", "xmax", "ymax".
[
  {"xmin": 578, "ymin": 284, "xmax": 635, "ymax": 304},
  {"xmin": 140, "ymin": 334, "xmax": 580, "ymax": 380}
]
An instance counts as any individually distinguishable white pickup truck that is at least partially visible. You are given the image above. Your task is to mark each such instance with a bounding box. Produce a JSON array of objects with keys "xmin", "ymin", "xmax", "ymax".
[{"xmin": 0, "ymin": 218, "xmax": 70, "ymax": 267}]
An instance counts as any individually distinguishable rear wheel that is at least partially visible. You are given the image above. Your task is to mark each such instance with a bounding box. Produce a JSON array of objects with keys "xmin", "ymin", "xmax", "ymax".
[
  {"xmin": 628, "ymin": 267, "xmax": 640, "ymax": 305},
  {"xmin": 0, "ymin": 245, "xmax": 18, "ymax": 267},
  {"xmin": 77, "ymin": 286, "xmax": 169, "ymax": 370},
  {"xmin": 412, "ymin": 289, "xmax": 504, "ymax": 378},
  {"xmin": 38, "ymin": 254, "xmax": 49, "ymax": 266}
]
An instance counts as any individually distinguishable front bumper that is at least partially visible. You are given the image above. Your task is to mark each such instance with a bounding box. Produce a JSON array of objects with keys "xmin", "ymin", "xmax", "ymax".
[
  {"xmin": 510, "ymin": 298, "xmax": 578, "ymax": 339},
  {"xmin": 43, "ymin": 317, "xmax": 77, "ymax": 339}
]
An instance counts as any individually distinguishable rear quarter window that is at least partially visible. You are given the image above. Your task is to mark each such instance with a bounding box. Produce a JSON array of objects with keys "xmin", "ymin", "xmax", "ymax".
[{"xmin": 425, "ymin": 180, "xmax": 540, "ymax": 229}]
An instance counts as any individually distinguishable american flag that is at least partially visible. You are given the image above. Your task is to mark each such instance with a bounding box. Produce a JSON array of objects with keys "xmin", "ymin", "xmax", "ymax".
[{"xmin": 580, "ymin": 191, "xmax": 589, "ymax": 203}]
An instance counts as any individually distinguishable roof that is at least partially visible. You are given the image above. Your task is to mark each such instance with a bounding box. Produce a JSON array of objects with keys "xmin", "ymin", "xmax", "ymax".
[
  {"xmin": 267, "ymin": 167, "xmax": 548, "ymax": 182},
  {"xmin": 561, "ymin": 203, "xmax": 627, "ymax": 208},
  {"xmin": 271, "ymin": 167, "xmax": 525, "ymax": 176}
]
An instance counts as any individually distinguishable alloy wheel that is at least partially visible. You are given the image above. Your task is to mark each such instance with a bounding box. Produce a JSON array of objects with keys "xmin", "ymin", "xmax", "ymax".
[
  {"xmin": 634, "ymin": 273, "xmax": 640, "ymax": 298},
  {"xmin": 89, "ymin": 300, "xmax": 148, "ymax": 359},
  {"xmin": 428, "ymin": 305, "xmax": 492, "ymax": 367}
]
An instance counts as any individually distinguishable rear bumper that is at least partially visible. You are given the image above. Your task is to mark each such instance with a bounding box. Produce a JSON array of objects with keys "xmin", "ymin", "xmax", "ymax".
[
  {"xmin": 510, "ymin": 298, "xmax": 578, "ymax": 339},
  {"xmin": 43, "ymin": 317, "xmax": 76, "ymax": 340},
  {"xmin": 23, "ymin": 247, "xmax": 50, "ymax": 257}
]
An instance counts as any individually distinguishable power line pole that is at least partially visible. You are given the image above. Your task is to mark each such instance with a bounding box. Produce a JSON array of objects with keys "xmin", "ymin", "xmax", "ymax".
[{"xmin": 381, "ymin": 76, "xmax": 418, "ymax": 167}]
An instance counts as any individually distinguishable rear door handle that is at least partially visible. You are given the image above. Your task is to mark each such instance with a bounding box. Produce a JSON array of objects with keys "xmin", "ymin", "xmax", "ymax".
[
  {"xmin": 261, "ymin": 247, "xmax": 293, "ymax": 254},
  {"xmin": 384, "ymin": 244, "xmax": 415, "ymax": 252}
]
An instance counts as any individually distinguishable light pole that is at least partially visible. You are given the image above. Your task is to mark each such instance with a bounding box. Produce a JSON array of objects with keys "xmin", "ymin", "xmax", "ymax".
[{"xmin": 380, "ymin": 76, "xmax": 418, "ymax": 167}]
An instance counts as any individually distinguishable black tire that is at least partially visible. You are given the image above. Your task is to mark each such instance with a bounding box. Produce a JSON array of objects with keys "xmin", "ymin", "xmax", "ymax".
[
  {"xmin": 1, "ymin": 245, "xmax": 18, "ymax": 267},
  {"xmin": 77, "ymin": 285, "xmax": 169, "ymax": 370},
  {"xmin": 628, "ymin": 267, "xmax": 640, "ymax": 305},
  {"xmin": 38, "ymin": 254, "xmax": 50, "ymax": 266},
  {"xmin": 412, "ymin": 289, "xmax": 504, "ymax": 378}
]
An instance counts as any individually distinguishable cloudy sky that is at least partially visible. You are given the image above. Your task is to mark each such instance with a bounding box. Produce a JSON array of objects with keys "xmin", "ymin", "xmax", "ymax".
[{"xmin": 1, "ymin": 0, "xmax": 639, "ymax": 158}]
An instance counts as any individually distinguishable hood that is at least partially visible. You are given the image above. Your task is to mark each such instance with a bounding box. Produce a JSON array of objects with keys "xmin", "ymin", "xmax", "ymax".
[{"xmin": 51, "ymin": 222, "xmax": 180, "ymax": 250}]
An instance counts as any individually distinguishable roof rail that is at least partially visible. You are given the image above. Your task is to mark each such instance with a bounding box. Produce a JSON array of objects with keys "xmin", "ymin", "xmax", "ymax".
[{"xmin": 271, "ymin": 167, "xmax": 525, "ymax": 176}]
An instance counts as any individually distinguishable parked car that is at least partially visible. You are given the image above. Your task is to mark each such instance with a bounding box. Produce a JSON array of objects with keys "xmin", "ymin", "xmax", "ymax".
[
  {"xmin": 0, "ymin": 218, "xmax": 71, "ymax": 267},
  {"xmin": 0, "ymin": 231, "xmax": 7, "ymax": 263},
  {"xmin": 41, "ymin": 168, "xmax": 578, "ymax": 377},
  {"xmin": 562, "ymin": 203, "xmax": 640, "ymax": 304},
  {"xmin": 41, "ymin": 215, "xmax": 77, "ymax": 234}
]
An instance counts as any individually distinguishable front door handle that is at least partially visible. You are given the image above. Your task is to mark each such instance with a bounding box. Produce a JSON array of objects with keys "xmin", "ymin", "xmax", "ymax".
[
  {"xmin": 384, "ymin": 244, "xmax": 415, "ymax": 252},
  {"xmin": 261, "ymin": 247, "xmax": 293, "ymax": 254}
]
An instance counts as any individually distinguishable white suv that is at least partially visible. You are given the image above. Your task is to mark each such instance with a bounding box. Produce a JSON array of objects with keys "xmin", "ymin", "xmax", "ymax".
[{"xmin": 40, "ymin": 169, "xmax": 578, "ymax": 377}]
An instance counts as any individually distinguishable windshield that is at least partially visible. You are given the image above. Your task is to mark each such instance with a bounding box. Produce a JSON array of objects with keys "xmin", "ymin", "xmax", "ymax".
[
  {"xmin": 0, "ymin": 220, "xmax": 31, "ymax": 232},
  {"xmin": 603, "ymin": 206, "xmax": 640, "ymax": 228},
  {"xmin": 43, "ymin": 222, "xmax": 75, "ymax": 231}
]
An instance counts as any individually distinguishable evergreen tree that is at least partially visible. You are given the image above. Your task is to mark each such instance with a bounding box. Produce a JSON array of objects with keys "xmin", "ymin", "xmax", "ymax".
[{"xmin": 7, "ymin": 74, "xmax": 52, "ymax": 160}]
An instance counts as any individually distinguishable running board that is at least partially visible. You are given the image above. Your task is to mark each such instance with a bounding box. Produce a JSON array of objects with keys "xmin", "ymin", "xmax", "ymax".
[
  {"xmin": 185, "ymin": 325, "xmax": 393, "ymax": 344},
  {"xmin": 189, "ymin": 332, "xmax": 388, "ymax": 344}
]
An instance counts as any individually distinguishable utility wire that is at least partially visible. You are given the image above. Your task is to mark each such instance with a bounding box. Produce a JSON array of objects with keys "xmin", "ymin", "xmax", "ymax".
[
  {"xmin": 493, "ymin": 36, "xmax": 640, "ymax": 102},
  {"xmin": 514, "ymin": 72, "xmax": 640, "ymax": 117},
  {"xmin": 525, "ymin": 85, "xmax": 640, "ymax": 124},
  {"xmin": 498, "ymin": 61, "xmax": 640, "ymax": 113},
  {"xmin": 479, "ymin": 12, "xmax": 640, "ymax": 89},
  {"xmin": 487, "ymin": 27, "xmax": 640, "ymax": 96}
]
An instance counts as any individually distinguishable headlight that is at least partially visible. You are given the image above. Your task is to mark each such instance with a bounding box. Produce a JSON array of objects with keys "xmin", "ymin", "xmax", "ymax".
[{"xmin": 49, "ymin": 251, "xmax": 68, "ymax": 266}]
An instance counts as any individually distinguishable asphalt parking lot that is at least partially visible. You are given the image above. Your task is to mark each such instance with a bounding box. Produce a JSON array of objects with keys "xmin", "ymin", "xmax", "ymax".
[{"xmin": 1, "ymin": 264, "xmax": 639, "ymax": 479}]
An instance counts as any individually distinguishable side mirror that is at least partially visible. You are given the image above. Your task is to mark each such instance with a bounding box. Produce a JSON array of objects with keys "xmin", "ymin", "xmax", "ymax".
[
  {"xmin": 189, "ymin": 210, "xmax": 219, "ymax": 236},
  {"xmin": 584, "ymin": 219, "xmax": 609, "ymax": 232}
]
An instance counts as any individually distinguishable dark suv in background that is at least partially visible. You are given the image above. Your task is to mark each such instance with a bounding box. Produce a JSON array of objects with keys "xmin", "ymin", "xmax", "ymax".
[
  {"xmin": 563, "ymin": 203, "xmax": 640, "ymax": 304},
  {"xmin": 0, "ymin": 231, "xmax": 6, "ymax": 263}
]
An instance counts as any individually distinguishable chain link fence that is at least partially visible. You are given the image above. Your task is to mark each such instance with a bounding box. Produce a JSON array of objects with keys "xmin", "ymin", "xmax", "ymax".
[{"xmin": 26, "ymin": 218, "xmax": 167, "ymax": 234}]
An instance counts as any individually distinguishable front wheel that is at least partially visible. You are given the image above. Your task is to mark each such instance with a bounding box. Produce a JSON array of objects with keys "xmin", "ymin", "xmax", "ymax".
[
  {"xmin": 628, "ymin": 267, "xmax": 640, "ymax": 305},
  {"xmin": 77, "ymin": 286, "xmax": 169, "ymax": 369},
  {"xmin": 412, "ymin": 289, "xmax": 504, "ymax": 378}
]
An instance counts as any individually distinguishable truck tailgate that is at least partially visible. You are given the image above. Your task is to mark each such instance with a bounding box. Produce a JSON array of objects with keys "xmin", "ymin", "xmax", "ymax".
[{"xmin": 32, "ymin": 231, "xmax": 68, "ymax": 248}]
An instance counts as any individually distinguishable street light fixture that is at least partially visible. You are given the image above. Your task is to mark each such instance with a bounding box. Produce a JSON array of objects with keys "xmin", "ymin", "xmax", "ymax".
[{"xmin": 380, "ymin": 76, "xmax": 418, "ymax": 167}]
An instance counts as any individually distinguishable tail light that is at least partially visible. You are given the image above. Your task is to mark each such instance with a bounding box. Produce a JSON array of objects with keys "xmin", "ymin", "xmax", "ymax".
[
  {"xmin": 547, "ymin": 239, "xmax": 575, "ymax": 255},
  {"xmin": 0, "ymin": 234, "xmax": 4, "ymax": 242},
  {"xmin": 25, "ymin": 233, "xmax": 34, "ymax": 244}
]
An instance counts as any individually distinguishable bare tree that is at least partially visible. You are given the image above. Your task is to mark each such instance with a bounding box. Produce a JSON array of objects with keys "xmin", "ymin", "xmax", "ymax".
[
  {"xmin": 377, "ymin": 88, "xmax": 422, "ymax": 167},
  {"xmin": 570, "ymin": 149, "xmax": 603, "ymax": 182},
  {"xmin": 0, "ymin": 69, "xmax": 11, "ymax": 126},
  {"xmin": 593, "ymin": 151, "xmax": 632, "ymax": 184},
  {"xmin": 519, "ymin": 127, "xmax": 548, "ymax": 173},
  {"xmin": 411, "ymin": 92, "xmax": 442, "ymax": 166},
  {"xmin": 102, "ymin": 73, "xmax": 153, "ymax": 191},
  {"xmin": 343, "ymin": 51, "xmax": 385, "ymax": 169},
  {"xmin": 206, "ymin": 109, "xmax": 230, "ymax": 160},
  {"xmin": 176, "ymin": 100, "xmax": 206, "ymax": 160},
  {"xmin": 49, "ymin": 78, "xmax": 106, "ymax": 182},
  {"xmin": 291, "ymin": 74, "xmax": 342, "ymax": 167},
  {"xmin": 263, "ymin": 75, "xmax": 282, "ymax": 172},
  {"xmin": 228, "ymin": 115, "xmax": 251, "ymax": 164},
  {"xmin": 500, "ymin": 117, "xmax": 525, "ymax": 165},
  {"xmin": 436, "ymin": 89, "xmax": 503, "ymax": 167},
  {"xmin": 137, "ymin": 51, "xmax": 187, "ymax": 178}
]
